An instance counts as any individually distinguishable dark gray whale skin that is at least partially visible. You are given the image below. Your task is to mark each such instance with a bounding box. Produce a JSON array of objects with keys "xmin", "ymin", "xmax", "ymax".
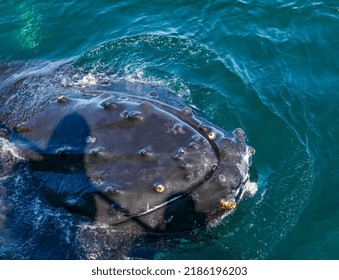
[{"xmin": 0, "ymin": 61, "xmax": 256, "ymax": 234}]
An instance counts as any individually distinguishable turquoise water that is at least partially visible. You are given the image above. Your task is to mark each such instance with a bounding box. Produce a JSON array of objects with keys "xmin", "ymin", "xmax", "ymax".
[{"xmin": 0, "ymin": 0, "xmax": 339, "ymax": 259}]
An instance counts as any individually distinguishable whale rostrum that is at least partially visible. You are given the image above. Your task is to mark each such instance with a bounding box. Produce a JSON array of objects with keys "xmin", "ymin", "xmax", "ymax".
[{"xmin": 0, "ymin": 62, "xmax": 257, "ymax": 233}]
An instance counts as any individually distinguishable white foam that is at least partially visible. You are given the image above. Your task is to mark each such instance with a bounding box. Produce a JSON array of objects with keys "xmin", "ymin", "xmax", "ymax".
[
  {"xmin": 75, "ymin": 73, "xmax": 98, "ymax": 86},
  {"xmin": 236, "ymin": 145, "xmax": 258, "ymax": 199},
  {"xmin": 0, "ymin": 138, "xmax": 23, "ymax": 160},
  {"xmin": 236, "ymin": 147, "xmax": 251, "ymax": 180},
  {"xmin": 85, "ymin": 136, "xmax": 96, "ymax": 144},
  {"xmin": 123, "ymin": 65, "xmax": 145, "ymax": 83},
  {"xmin": 242, "ymin": 181, "xmax": 258, "ymax": 198}
]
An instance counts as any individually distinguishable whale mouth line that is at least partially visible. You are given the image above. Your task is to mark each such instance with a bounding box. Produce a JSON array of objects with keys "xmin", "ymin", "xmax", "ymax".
[{"xmin": 109, "ymin": 164, "xmax": 219, "ymax": 227}]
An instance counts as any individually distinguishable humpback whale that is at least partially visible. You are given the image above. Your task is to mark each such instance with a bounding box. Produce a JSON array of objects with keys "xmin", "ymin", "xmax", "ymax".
[{"xmin": 0, "ymin": 61, "xmax": 257, "ymax": 236}]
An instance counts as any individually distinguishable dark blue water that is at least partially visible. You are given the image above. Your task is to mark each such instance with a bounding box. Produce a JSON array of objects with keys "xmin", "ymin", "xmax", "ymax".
[{"xmin": 0, "ymin": 0, "xmax": 339, "ymax": 259}]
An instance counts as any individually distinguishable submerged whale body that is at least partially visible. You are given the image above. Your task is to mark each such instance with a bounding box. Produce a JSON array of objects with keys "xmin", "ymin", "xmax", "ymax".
[{"xmin": 0, "ymin": 61, "xmax": 256, "ymax": 258}]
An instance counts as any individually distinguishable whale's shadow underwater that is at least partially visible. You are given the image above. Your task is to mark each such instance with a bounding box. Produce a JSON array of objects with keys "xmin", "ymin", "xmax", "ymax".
[{"xmin": 0, "ymin": 61, "xmax": 257, "ymax": 259}]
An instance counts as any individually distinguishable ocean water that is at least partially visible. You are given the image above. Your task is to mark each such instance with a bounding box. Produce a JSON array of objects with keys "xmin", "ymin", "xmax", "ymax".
[{"xmin": 0, "ymin": 0, "xmax": 338, "ymax": 259}]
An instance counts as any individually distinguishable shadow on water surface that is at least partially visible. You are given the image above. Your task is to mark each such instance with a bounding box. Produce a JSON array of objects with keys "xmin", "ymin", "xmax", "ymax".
[{"xmin": 1, "ymin": 111, "xmax": 208, "ymax": 259}]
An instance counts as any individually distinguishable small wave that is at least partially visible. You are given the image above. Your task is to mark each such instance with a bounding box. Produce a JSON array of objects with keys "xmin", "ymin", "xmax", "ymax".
[{"xmin": 73, "ymin": 34, "xmax": 241, "ymax": 99}]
